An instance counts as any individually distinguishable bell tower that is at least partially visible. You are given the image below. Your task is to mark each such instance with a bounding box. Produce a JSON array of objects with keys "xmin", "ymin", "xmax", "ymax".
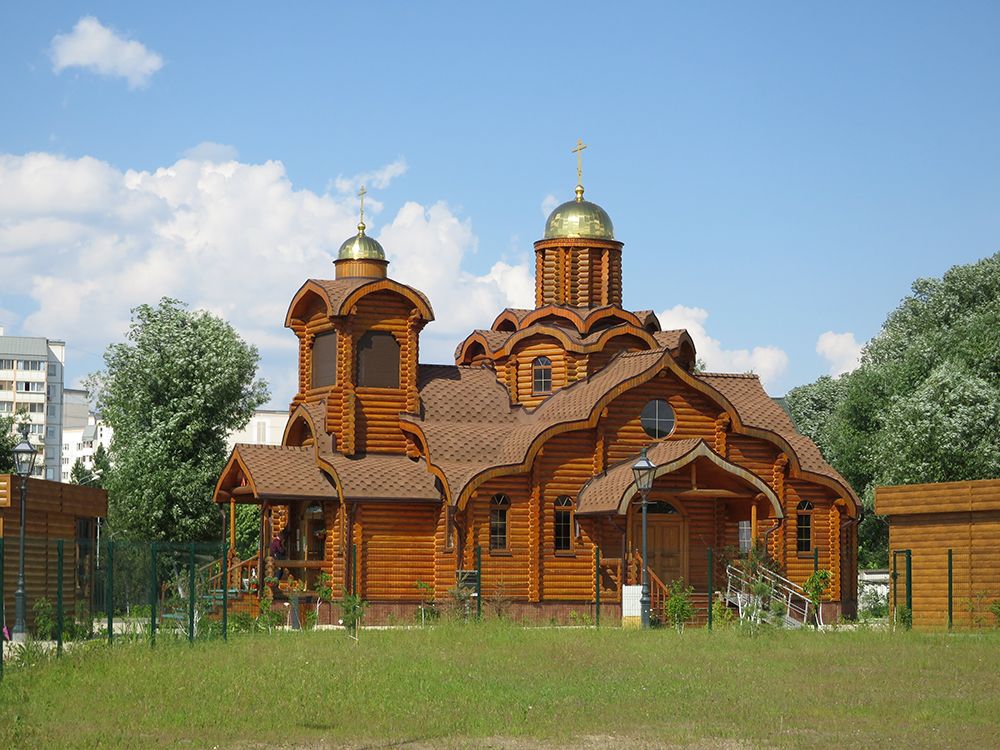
[{"xmin": 533, "ymin": 139, "xmax": 623, "ymax": 308}]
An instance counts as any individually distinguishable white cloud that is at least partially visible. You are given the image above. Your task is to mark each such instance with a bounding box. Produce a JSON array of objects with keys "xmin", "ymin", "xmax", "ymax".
[
  {"xmin": 50, "ymin": 16, "xmax": 163, "ymax": 89},
  {"xmin": 657, "ymin": 304, "xmax": 789, "ymax": 388},
  {"xmin": 332, "ymin": 158, "xmax": 408, "ymax": 194},
  {"xmin": 1, "ymin": 151, "xmax": 531, "ymax": 404},
  {"xmin": 377, "ymin": 202, "xmax": 533, "ymax": 360},
  {"xmin": 182, "ymin": 142, "xmax": 239, "ymax": 162},
  {"xmin": 816, "ymin": 331, "xmax": 863, "ymax": 377},
  {"xmin": 541, "ymin": 194, "xmax": 559, "ymax": 217}
]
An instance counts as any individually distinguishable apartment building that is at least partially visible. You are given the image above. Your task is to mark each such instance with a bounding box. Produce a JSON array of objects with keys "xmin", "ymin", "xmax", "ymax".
[{"xmin": 0, "ymin": 327, "xmax": 65, "ymax": 479}]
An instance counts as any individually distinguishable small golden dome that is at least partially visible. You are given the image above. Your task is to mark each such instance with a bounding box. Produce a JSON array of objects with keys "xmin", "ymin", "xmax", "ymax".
[
  {"xmin": 337, "ymin": 222, "xmax": 386, "ymax": 260},
  {"xmin": 543, "ymin": 187, "xmax": 615, "ymax": 240}
]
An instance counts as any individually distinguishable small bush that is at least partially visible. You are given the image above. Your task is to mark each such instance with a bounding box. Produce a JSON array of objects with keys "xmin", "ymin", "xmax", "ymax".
[
  {"xmin": 989, "ymin": 599, "xmax": 1000, "ymax": 627},
  {"xmin": 711, "ymin": 595, "xmax": 735, "ymax": 629},
  {"xmin": 339, "ymin": 589, "xmax": 367, "ymax": 633},
  {"xmin": 32, "ymin": 597, "xmax": 55, "ymax": 641},
  {"xmin": 896, "ymin": 605, "xmax": 912, "ymax": 630},
  {"xmin": 664, "ymin": 579, "xmax": 695, "ymax": 633}
]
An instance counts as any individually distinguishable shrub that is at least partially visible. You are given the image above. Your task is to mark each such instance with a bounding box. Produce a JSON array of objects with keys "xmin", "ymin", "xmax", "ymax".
[
  {"xmin": 32, "ymin": 597, "xmax": 55, "ymax": 641},
  {"xmin": 339, "ymin": 589, "xmax": 367, "ymax": 634},
  {"xmin": 896, "ymin": 605, "xmax": 912, "ymax": 630},
  {"xmin": 664, "ymin": 579, "xmax": 695, "ymax": 633},
  {"xmin": 990, "ymin": 599, "xmax": 1000, "ymax": 627},
  {"xmin": 711, "ymin": 595, "xmax": 735, "ymax": 629},
  {"xmin": 803, "ymin": 570, "xmax": 832, "ymax": 628}
]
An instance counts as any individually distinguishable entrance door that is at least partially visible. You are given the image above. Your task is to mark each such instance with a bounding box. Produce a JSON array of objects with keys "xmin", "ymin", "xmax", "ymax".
[
  {"xmin": 630, "ymin": 503, "xmax": 687, "ymax": 585},
  {"xmin": 648, "ymin": 522, "xmax": 683, "ymax": 584}
]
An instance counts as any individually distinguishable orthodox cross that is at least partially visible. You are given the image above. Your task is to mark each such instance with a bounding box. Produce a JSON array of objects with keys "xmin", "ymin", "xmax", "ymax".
[
  {"xmin": 358, "ymin": 184, "xmax": 367, "ymax": 225},
  {"xmin": 571, "ymin": 138, "xmax": 588, "ymax": 184}
]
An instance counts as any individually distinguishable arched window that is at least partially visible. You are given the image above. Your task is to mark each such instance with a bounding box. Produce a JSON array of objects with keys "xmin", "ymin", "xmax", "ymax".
[
  {"xmin": 490, "ymin": 494, "xmax": 510, "ymax": 551},
  {"xmin": 796, "ymin": 500, "xmax": 813, "ymax": 554},
  {"xmin": 311, "ymin": 331, "xmax": 337, "ymax": 389},
  {"xmin": 356, "ymin": 331, "xmax": 400, "ymax": 388},
  {"xmin": 554, "ymin": 496, "xmax": 574, "ymax": 552},
  {"xmin": 532, "ymin": 356, "xmax": 552, "ymax": 395}
]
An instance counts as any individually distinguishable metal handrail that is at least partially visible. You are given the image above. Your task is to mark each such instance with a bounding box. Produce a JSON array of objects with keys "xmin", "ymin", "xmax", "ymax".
[{"xmin": 725, "ymin": 563, "xmax": 820, "ymax": 628}]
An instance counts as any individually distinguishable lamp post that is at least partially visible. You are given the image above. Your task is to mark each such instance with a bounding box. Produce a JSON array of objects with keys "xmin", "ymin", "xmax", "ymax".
[
  {"xmin": 632, "ymin": 447, "xmax": 656, "ymax": 629},
  {"xmin": 11, "ymin": 424, "xmax": 38, "ymax": 643}
]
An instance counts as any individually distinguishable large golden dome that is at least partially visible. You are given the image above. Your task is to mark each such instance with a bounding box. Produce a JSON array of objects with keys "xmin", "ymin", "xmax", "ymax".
[
  {"xmin": 543, "ymin": 186, "xmax": 614, "ymax": 240},
  {"xmin": 337, "ymin": 222, "xmax": 386, "ymax": 260}
]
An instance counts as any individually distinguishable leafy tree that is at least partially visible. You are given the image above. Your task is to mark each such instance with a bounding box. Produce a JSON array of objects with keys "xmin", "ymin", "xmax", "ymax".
[
  {"xmin": 234, "ymin": 504, "xmax": 261, "ymax": 559},
  {"xmin": 92, "ymin": 443, "xmax": 111, "ymax": 484},
  {"xmin": 69, "ymin": 458, "xmax": 90, "ymax": 485},
  {"xmin": 787, "ymin": 253, "xmax": 1000, "ymax": 567},
  {"xmin": 0, "ymin": 414, "xmax": 18, "ymax": 474},
  {"xmin": 88, "ymin": 298, "xmax": 269, "ymax": 542},
  {"xmin": 0, "ymin": 410, "xmax": 33, "ymax": 474}
]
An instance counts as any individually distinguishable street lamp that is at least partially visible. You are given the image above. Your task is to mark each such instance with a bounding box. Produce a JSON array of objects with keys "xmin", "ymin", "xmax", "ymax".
[
  {"xmin": 12, "ymin": 424, "xmax": 38, "ymax": 642},
  {"xmin": 631, "ymin": 446, "xmax": 656, "ymax": 629}
]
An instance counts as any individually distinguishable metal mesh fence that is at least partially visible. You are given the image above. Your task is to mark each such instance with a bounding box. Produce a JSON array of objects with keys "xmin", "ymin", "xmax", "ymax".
[
  {"xmin": 0, "ymin": 537, "xmax": 239, "ymax": 649},
  {"xmin": 889, "ymin": 547, "xmax": 1000, "ymax": 630}
]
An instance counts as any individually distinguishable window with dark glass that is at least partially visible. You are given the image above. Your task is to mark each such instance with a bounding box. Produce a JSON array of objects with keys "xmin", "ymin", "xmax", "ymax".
[
  {"xmin": 356, "ymin": 331, "xmax": 400, "ymax": 388},
  {"xmin": 489, "ymin": 494, "xmax": 510, "ymax": 551},
  {"xmin": 796, "ymin": 500, "xmax": 813, "ymax": 554},
  {"xmin": 648, "ymin": 501, "xmax": 678, "ymax": 515},
  {"xmin": 311, "ymin": 331, "xmax": 337, "ymax": 389},
  {"xmin": 532, "ymin": 356, "xmax": 552, "ymax": 395},
  {"xmin": 554, "ymin": 496, "xmax": 573, "ymax": 551},
  {"xmin": 640, "ymin": 399, "xmax": 676, "ymax": 439}
]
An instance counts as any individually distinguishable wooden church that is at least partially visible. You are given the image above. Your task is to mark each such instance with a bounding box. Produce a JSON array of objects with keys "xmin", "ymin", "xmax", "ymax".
[{"xmin": 214, "ymin": 148, "xmax": 860, "ymax": 622}]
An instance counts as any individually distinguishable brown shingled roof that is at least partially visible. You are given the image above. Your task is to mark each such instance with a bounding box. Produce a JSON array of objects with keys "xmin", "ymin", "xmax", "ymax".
[
  {"xmin": 407, "ymin": 349, "xmax": 671, "ymax": 502},
  {"xmin": 577, "ymin": 439, "xmax": 702, "ymax": 514},
  {"xmin": 653, "ymin": 329, "xmax": 687, "ymax": 350},
  {"xmin": 233, "ymin": 444, "xmax": 337, "ymax": 499},
  {"xmin": 319, "ymin": 451, "xmax": 441, "ymax": 501},
  {"xmin": 576, "ymin": 439, "xmax": 782, "ymax": 516},
  {"xmin": 697, "ymin": 372, "xmax": 856, "ymax": 501},
  {"xmin": 305, "ymin": 278, "xmax": 434, "ymax": 320}
]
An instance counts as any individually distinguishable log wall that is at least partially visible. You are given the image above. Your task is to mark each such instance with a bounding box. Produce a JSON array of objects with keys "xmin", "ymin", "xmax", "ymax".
[
  {"xmin": 877, "ymin": 479, "xmax": 1000, "ymax": 629},
  {"xmin": 0, "ymin": 476, "xmax": 106, "ymax": 629},
  {"xmin": 357, "ymin": 502, "xmax": 437, "ymax": 601}
]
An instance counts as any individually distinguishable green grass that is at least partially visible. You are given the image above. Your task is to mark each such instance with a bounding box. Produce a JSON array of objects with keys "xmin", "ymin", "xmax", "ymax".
[{"xmin": 2, "ymin": 624, "xmax": 999, "ymax": 748}]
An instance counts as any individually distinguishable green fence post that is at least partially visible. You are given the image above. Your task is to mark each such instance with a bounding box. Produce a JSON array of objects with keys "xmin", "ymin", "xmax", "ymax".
[
  {"xmin": 57, "ymin": 539, "xmax": 64, "ymax": 656},
  {"xmin": 813, "ymin": 546, "xmax": 819, "ymax": 574},
  {"xmin": 594, "ymin": 546, "xmax": 601, "ymax": 628},
  {"xmin": 905, "ymin": 549, "xmax": 912, "ymax": 615},
  {"xmin": 947, "ymin": 548, "xmax": 953, "ymax": 630},
  {"xmin": 891, "ymin": 550, "xmax": 898, "ymax": 617},
  {"xmin": 351, "ymin": 544, "xmax": 357, "ymax": 595},
  {"xmin": 188, "ymin": 542, "xmax": 196, "ymax": 644},
  {"xmin": 1, "ymin": 537, "xmax": 5, "ymax": 681},
  {"xmin": 707, "ymin": 547, "xmax": 714, "ymax": 631},
  {"xmin": 106, "ymin": 540, "xmax": 114, "ymax": 646},
  {"xmin": 475, "ymin": 544, "xmax": 482, "ymax": 620},
  {"xmin": 221, "ymin": 542, "xmax": 228, "ymax": 642},
  {"xmin": 150, "ymin": 542, "xmax": 157, "ymax": 645}
]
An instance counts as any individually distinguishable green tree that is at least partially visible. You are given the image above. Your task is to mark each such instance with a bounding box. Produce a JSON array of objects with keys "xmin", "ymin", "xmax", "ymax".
[
  {"xmin": 69, "ymin": 457, "xmax": 90, "ymax": 485},
  {"xmin": 787, "ymin": 253, "xmax": 1000, "ymax": 567},
  {"xmin": 0, "ymin": 410, "xmax": 34, "ymax": 474},
  {"xmin": 88, "ymin": 298, "xmax": 269, "ymax": 542},
  {"xmin": 0, "ymin": 414, "xmax": 18, "ymax": 473}
]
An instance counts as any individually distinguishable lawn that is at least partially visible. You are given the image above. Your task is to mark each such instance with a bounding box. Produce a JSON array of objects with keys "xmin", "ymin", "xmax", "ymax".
[{"xmin": 1, "ymin": 624, "xmax": 999, "ymax": 748}]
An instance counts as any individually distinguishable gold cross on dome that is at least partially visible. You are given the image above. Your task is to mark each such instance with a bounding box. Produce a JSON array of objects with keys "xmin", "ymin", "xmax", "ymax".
[
  {"xmin": 571, "ymin": 138, "xmax": 588, "ymax": 185},
  {"xmin": 358, "ymin": 184, "xmax": 367, "ymax": 224}
]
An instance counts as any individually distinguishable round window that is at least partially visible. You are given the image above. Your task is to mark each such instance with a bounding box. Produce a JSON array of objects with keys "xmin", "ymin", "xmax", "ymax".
[{"xmin": 640, "ymin": 399, "xmax": 676, "ymax": 439}]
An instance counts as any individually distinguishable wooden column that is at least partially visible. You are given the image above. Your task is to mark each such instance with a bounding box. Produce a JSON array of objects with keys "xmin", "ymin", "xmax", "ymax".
[{"xmin": 750, "ymin": 498, "xmax": 758, "ymax": 545}]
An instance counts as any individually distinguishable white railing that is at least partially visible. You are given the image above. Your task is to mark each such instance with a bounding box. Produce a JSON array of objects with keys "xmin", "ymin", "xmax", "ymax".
[{"xmin": 725, "ymin": 563, "xmax": 819, "ymax": 628}]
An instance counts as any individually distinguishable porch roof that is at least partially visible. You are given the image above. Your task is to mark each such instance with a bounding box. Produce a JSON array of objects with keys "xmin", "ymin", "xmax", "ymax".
[
  {"xmin": 576, "ymin": 438, "xmax": 782, "ymax": 517},
  {"xmin": 215, "ymin": 444, "xmax": 337, "ymax": 502}
]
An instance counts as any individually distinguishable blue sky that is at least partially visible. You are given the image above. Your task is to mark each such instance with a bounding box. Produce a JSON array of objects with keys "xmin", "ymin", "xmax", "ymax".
[{"xmin": 2, "ymin": 2, "xmax": 999, "ymax": 405}]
